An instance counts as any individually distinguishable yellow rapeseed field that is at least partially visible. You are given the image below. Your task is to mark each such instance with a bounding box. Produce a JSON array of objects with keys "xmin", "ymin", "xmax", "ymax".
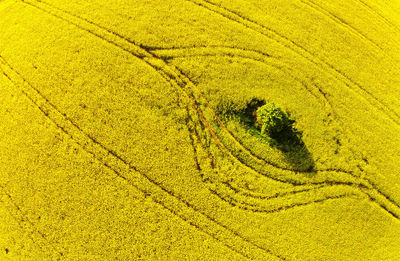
[{"xmin": 1, "ymin": 0, "xmax": 400, "ymax": 260}]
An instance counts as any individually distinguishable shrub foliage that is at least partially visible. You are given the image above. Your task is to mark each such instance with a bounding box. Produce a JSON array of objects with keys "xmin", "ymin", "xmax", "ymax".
[
  {"xmin": 256, "ymin": 103, "xmax": 293, "ymax": 136},
  {"xmin": 255, "ymin": 102, "xmax": 302, "ymax": 147}
]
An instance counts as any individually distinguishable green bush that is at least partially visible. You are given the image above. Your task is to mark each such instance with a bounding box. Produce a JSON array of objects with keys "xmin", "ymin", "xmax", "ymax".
[{"xmin": 255, "ymin": 103, "xmax": 294, "ymax": 137}]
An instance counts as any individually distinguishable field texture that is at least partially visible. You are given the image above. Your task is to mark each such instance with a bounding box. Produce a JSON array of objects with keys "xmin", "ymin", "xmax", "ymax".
[{"xmin": 1, "ymin": 0, "xmax": 400, "ymax": 260}]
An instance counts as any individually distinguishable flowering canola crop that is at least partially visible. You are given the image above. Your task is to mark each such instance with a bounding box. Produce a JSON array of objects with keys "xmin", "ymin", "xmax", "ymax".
[{"xmin": 1, "ymin": 0, "xmax": 400, "ymax": 260}]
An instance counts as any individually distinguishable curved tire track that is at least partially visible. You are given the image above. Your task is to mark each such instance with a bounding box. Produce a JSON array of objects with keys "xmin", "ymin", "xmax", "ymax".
[{"xmin": 210, "ymin": 188, "xmax": 362, "ymax": 214}]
